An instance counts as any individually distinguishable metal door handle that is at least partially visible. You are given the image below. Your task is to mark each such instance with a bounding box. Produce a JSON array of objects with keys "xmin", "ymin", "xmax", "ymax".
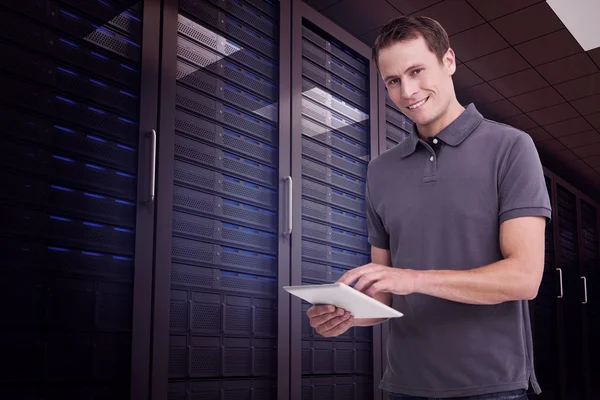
[
  {"xmin": 557, "ymin": 268, "xmax": 563, "ymax": 299},
  {"xmin": 147, "ymin": 129, "xmax": 157, "ymax": 204},
  {"xmin": 582, "ymin": 276, "xmax": 588, "ymax": 305},
  {"xmin": 284, "ymin": 176, "xmax": 292, "ymax": 236}
]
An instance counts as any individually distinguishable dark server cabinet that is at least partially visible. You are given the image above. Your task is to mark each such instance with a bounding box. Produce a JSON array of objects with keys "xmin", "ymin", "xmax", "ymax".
[
  {"xmin": 0, "ymin": 0, "xmax": 156, "ymax": 399},
  {"xmin": 530, "ymin": 174, "xmax": 561, "ymax": 400},
  {"xmin": 579, "ymin": 195, "xmax": 599, "ymax": 400},
  {"xmin": 290, "ymin": 3, "xmax": 382, "ymax": 400},
  {"xmin": 383, "ymin": 92, "xmax": 412, "ymax": 151},
  {"xmin": 554, "ymin": 180, "xmax": 585, "ymax": 400},
  {"xmin": 153, "ymin": 0, "xmax": 282, "ymax": 399}
]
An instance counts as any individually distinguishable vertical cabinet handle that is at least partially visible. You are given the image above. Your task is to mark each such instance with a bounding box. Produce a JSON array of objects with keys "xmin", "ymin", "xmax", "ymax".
[
  {"xmin": 148, "ymin": 129, "xmax": 157, "ymax": 204},
  {"xmin": 556, "ymin": 268, "xmax": 563, "ymax": 299},
  {"xmin": 284, "ymin": 176, "xmax": 292, "ymax": 236},
  {"xmin": 582, "ymin": 276, "xmax": 588, "ymax": 305}
]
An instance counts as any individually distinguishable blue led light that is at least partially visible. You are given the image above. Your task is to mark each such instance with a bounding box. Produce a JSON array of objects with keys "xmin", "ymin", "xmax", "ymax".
[
  {"xmin": 59, "ymin": 38, "xmax": 78, "ymax": 47},
  {"xmin": 53, "ymin": 155, "xmax": 75, "ymax": 163},
  {"xmin": 49, "ymin": 246, "xmax": 70, "ymax": 252},
  {"xmin": 50, "ymin": 216, "xmax": 72, "ymax": 222},
  {"xmin": 54, "ymin": 125, "xmax": 75, "ymax": 133},
  {"xmin": 51, "ymin": 185, "xmax": 73, "ymax": 192}
]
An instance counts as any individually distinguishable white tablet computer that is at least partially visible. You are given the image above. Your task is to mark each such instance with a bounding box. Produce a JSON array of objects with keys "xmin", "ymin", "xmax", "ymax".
[{"xmin": 283, "ymin": 282, "xmax": 403, "ymax": 319}]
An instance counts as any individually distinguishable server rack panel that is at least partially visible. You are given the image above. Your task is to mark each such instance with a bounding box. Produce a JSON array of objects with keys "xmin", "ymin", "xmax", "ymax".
[
  {"xmin": 175, "ymin": 110, "xmax": 278, "ymax": 165},
  {"xmin": 168, "ymin": 378, "xmax": 277, "ymax": 400},
  {"xmin": 303, "ymin": 58, "xmax": 369, "ymax": 109},
  {"xmin": 296, "ymin": 19, "xmax": 374, "ymax": 399},
  {"xmin": 174, "ymin": 135, "xmax": 277, "ymax": 188},
  {"xmin": 302, "ymin": 178, "xmax": 366, "ymax": 215},
  {"xmin": 3, "ymin": 0, "xmax": 142, "ymax": 62},
  {"xmin": 173, "ymin": 185, "xmax": 277, "ymax": 232},
  {"xmin": 301, "ymin": 375, "xmax": 373, "ymax": 400},
  {"xmin": 0, "ymin": 42, "xmax": 139, "ymax": 119},
  {"xmin": 155, "ymin": 0, "xmax": 281, "ymax": 396},
  {"xmin": 176, "ymin": 83, "xmax": 277, "ymax": 144},
  {"xmin": 0, "ymin": 77, "xmax": 138, "ymax": 147},
  {"xmin": 301, "ymin": 117, "xmax": 370, "ymax": 161},
  {"xmin": 173, "ymin": 160, "xmax": 278, "ymax": 209},
  {"xmin": 301, "ymin": 241, "xmax": 370, "ymax": 270},
  {"xmin": 177, "ymin": 60, "xmax": 278, "ymax": 123},
  {"xmin": 171, "ymin": 237, "xmax": 277, "ymax": 277},
  {"xmin": 302, "ymin": 137, "xmax": 367, "ymax": 180},
  {"xmin": 176, "ymin": 36, "xmax": 277, "ymax": 100},
  {"xmin": 0, "ymin": 1, "xmax": 143, "ymax": 398},
  {"xmin": 178, "ymin": 13, "xmax": 277, "ymax": 79},
  {"xmin": 302, "ymin": 39, "xmax": 368, "ymax": 92},
  {"xmin": 0, "ymin": 237, "xmax": 134, "ymax": 281},
  {"xmin": 531, "ymin": 176, "xmax": 560, "ymax": 400},
  {"xmin": 556, "ymin": 183, "xmax": 584, "ymax": 400},
  {"xmin": 385, "ymin": 107, "xmax": 412, "ymax": 137},
  {"xmin": 0, "ymin": 10, "xmax": 140, "ymax": 89},
  {"xmin": 179, "ymin": 0, "xmax": 276, "ymax": 58},
  {"xmin": 302, "ymin": 198, "xmax": 367, "ymax": 234},
  {"xmin": 302, "ymin": 97, "xmax": 368, "ymax": 144},
  {"xmin": 301, "ymin": 25, "xmax": 368, "ymax": 75},
  {"xmin": 2, "ymin": 108, "xmax": 137, "ymax": 174},
  {"xmin": 302, "ymin": 79, "xmax": 368, "ymax": 126}
]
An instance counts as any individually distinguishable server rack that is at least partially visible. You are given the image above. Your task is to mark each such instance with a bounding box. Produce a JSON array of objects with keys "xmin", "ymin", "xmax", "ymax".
[
  {"xmin": 153, "ymin": 0, "xmax": 283, "ymax": 398},
  {"xmin": 3, "ymin": 1, "xmax": 600, "ymax": 400},
  {"xmin": 290, "ymin": 2, "xmax": 383, "ymax": 399},
  {"xmin": 531, "ymin": 172, "xmax": 561, "ymax": 400},
  {"xmin": 578, "ymin": 193, "xmax": 598, "ymax": 400},
  {"xmin": 0, "ymin": 0, "xmax": 152, "ymax": 399},
  {"xmin": 554, "ymin": 178, "xmax": 585, "ymax": 400},
  {"xmin": 383, "ymin": 92, "xmax": 412, "ymax": 151}
]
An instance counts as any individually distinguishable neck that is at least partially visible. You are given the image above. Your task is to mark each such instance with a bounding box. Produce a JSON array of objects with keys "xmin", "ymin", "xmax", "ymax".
[{"xmin": 416, "ymin": 98, "xmax": 465, "ymax": 139}]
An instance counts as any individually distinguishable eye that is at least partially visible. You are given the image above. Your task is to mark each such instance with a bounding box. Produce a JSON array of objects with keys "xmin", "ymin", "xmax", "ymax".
[
  {"xmin": 412, "ymin": 68, "xmax": 423, "ymax": 75},
  {"xmin": 388, "ymin": 78, "xmax": 400, "ymax": 85}
]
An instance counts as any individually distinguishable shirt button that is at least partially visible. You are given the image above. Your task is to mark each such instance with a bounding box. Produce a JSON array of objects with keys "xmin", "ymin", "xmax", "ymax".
[
  {"xmin": 430, "ymin": 156, "xmax": 434, "ymax": 162},
  {"xmin": 433, "ymin": 138, "xmax": 438, "ymax": 144}
]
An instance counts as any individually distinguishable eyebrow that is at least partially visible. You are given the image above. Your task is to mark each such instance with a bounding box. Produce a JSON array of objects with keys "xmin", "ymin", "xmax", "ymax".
[{"xmin": 383, "ymin": 64, "xmax": 424, "ymax": 82}]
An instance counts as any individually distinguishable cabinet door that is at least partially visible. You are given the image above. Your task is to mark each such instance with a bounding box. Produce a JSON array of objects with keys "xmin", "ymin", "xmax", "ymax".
[
  {"xmin": 154, "ymin": 0, "xmax": 283, "ymax": 398},
  {"xmin": 580, "ymin": 199, "xmax": 599, "ymax": 400},
  {"xmin": 531, "ymin": 176, "xmax": 561, "ymax": 400},
  {"xmin": 556, "ymin": 183, "xmax": 584, "ymax": 400},
  {"xmin": 290, "ymin": 6, "xmax": 381, "ymax": 399},
  {"xmin": 0, "ymin": 0, "xmax": 154, "ymax": 398}
]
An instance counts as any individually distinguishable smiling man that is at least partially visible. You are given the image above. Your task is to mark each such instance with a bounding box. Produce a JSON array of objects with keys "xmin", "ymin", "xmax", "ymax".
[{"xmin": 305, "ymin": 16, "xmax": 552, "ymax": 400}]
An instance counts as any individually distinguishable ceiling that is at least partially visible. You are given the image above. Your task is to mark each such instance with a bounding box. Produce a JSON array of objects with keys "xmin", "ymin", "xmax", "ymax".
[{"xmin": 304, "ymin": 0, "xmax": 600, "ymax": 200}]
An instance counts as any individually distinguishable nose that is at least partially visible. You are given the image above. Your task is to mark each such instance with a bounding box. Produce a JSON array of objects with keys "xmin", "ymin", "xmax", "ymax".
[{"xmin": 400, "ymin": 79, "xmax": 418, "ymax": 99}]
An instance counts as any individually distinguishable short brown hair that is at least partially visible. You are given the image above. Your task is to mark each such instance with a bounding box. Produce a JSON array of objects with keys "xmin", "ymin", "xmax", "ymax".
[{"xmin": 372, "ymin": 16, "xmax": 450, "ymax": 68}]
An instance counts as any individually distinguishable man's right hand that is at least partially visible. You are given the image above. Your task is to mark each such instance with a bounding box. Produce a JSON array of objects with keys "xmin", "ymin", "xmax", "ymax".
[{"xmin": 306, "ymin": 304, "xmax": 354, "ymax": 337}]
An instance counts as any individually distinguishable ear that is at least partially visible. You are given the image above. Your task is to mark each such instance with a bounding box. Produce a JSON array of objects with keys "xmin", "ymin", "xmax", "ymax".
[{"xmin": 445, "ymin": 47, "xmax": 457, "ymax": 76}]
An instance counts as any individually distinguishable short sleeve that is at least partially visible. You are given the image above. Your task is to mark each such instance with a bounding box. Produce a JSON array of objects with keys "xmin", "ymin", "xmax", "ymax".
[
  {"xmin": 498, "ymin": 133, "xmax": 552, "ymax": 225},
  {"xmin": 365, "ymin": 178, "xmax": 390, "ymax": 249}
]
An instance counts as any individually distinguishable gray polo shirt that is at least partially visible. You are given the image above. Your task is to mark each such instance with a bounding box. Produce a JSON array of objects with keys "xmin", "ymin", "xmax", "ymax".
[{"xmin": 367, "ymin": 104, "xmax": 551, "ymax": 398}]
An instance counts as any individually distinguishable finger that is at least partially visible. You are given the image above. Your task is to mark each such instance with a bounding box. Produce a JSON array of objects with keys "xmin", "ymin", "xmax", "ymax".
[
  {"xmin": 307, "ymin": 304, "xmax": 336, "ymax": 318},
  {"xmin": 353, "ymin": 271, "xmax": 385, "ymax": 293},
  {"xmin": 316, "ymin": 311, "xmax": 352, "ymax": 335},
  {"xmin": 321, "ymin": 315, "xmax": 355, "ymax": 337},
  {"xmin": 310, "ymin": 308, "xmax": 345, "ymax": 328},
  {"xmin": 337, "ymin": 263, "xmax": 383, "ymax": 286},
  {"xmin": 365, "ymin": 280, "xmax": 390, "ymax": 298}
]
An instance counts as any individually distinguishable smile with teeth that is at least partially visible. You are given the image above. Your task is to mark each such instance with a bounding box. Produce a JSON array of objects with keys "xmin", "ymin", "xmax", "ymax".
[{"xmin": 407, "ymin": 97, "xmax": 429, "ymax": 110}]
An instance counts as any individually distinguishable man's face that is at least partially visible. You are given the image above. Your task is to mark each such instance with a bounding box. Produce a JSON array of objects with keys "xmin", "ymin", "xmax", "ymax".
[{"xmin": 378, "ymin": 36, "xmax": 456, "ymax": 129}]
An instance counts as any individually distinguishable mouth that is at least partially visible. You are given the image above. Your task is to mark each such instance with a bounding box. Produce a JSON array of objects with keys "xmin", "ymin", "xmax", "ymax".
[{"xmin": 406, "ymin": 96, "xmax": 429, "ymax": 110}]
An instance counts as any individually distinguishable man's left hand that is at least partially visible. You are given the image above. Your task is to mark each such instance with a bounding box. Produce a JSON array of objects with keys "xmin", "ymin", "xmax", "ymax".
[{"xmin": 337, "ymin": 263, "xmax": 418, "ymax": 297}]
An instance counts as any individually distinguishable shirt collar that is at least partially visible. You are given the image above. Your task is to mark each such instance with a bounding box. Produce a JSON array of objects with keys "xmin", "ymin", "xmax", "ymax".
[{"xmin": 399, "ymin": 103, "xmax": 483, "ymax": 158}]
